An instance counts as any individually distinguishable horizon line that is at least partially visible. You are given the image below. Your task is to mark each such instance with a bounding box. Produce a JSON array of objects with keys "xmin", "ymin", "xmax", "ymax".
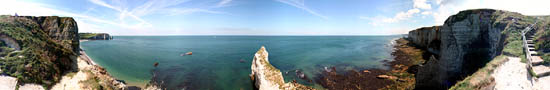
[{"xmin": 109, "ymin": 34, "xmax": 408, "ymax": 36}]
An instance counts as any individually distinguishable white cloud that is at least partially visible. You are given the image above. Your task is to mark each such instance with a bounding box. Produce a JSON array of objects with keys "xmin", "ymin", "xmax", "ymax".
[
  {"xmin": 0, "ymin": 0, "xmax": 124, "ymax": 33},
  {"xmin": 386, "ymin": 8, "xmax": 421, "ymax": 23},
  {"xmin": 429, "ymin": 0, "xmax": 550, "ymax": 25},
  {"xmin": 275, "ymin": 0, "xmax": 328, "ymax": 19},
  {"xmin": 217, "ymin": 0, "xmax": 232, "ymax": 7},
  {"xmin": 361, "ymin": 8, "xmax": 420, "ymax": 26},
  {"xmin": 413, "ymin": 0, "xmax": 432, "ymax": 10}
]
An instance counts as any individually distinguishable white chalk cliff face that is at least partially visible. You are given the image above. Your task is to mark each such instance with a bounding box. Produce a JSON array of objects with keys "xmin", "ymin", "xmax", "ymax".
[
  {"xmin": 408, "ymin": 9, "xmax": 531, "ymax": 89},
  {"xmin": 250, "ymin": 46, "xmax": 315, "ymax": 90}
]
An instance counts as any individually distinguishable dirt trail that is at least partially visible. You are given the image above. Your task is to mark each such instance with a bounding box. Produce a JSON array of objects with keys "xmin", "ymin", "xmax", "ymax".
[
  {"xmin": 492, "ymin": 57, "xmax": 550, "ymax": 90},
  {"xmin": 492, "ymin": 57, "xmax": 532, "ymax": 90}
]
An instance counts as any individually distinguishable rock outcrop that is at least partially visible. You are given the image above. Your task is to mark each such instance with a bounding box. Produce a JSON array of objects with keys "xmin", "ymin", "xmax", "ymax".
[
  {"xmin": 0, "ymin": 15, "xmax": 123, "ymax": 89},
  {"xmin": 79, "ymin": 33, "xmax": 113, "ymax": 40},
  {"xmin": 0, "ymin": 15, "xmax": 79, "ymax": 87},
  {"xmin": 408, "ymin": 9, "xmax": 529, "ymax": 89},
  {"xmin": 250, "ymin": 46, "xmax": 315, "ymax": 90},
  {"xmin": 23, "ymin": 16, "xmax": 80, "ymax": 53}
]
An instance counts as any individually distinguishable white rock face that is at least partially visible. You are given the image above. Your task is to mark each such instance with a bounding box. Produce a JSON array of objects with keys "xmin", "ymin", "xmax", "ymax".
[
  {"xmin": 250, "ymin": 46, "xmax": 285, "ymax": 90},
  {"xmin": 19, "ymin": 84, "xmax": 45, "ymax": 90},
  {"xmin": 250, "ymin": 46, "xmax": 314, "ymax": 90},
  {"xmin": 409, "ymin": 9, "xmax": 512, "ymax": 89},
  {"xmin": 0, "ymin": 75, "xmax": 17, "ymax": 90}
]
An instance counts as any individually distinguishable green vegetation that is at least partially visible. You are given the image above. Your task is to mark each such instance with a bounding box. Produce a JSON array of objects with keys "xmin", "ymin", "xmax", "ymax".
[
  {"xmin": 450, "ymin": 10, "xmax": 474, "ymax": 23},
  {"xmin": 79, "ymin": 33, "xmax": 98, "ymax": 39},
  {"xmin": 449, "ymin": 55, "xmax": 507, "ymax": 90},
  {"xmin": 541, "ymin": 54, "xmax": 550, "ymax": 63},
  {"xmin": 0, "ymin": 16, "xmax": 77, "ymax": 88},
  {"xmin": 528, "ymin": 67, "xmax": 538, "ymax": 78},
  {"xmin": 65, "ymin": 72, "xmax": 77, "ymax": 78},
  {"xmin": 534, "ymin": 17, "xmax": 550, "ymax": 63},
  {"xmin": 80, "ymin": 71, "xmax": 103, "ymax": 90}
]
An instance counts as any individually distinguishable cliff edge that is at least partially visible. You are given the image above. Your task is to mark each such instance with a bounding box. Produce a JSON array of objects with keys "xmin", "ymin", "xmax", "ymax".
[
  {"xmin": 408, "ymin": 9, "xmax": 538, "ymax": 89},
  {"xmin": 79, "ymin": 33, "xmax": 113, "ymax": 40},
  {"xmin": 0, "ymin": 15, "xmax": 125, "ymax": 89},
  {"xmin": 250, "ymin": 46, "xmax": 315, "ymax": 90}
]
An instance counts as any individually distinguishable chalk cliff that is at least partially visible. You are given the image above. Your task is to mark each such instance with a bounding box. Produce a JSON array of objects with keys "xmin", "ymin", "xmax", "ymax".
[
  {"xmin": 0, "ymin": 15, "xmax": 125, "ymax": 89},
  {"xmin": 79, "ymin": 33, "xmax": 113, "ymax": 40},
  {"xmin": 250, "ymin": 46, "xmax": 315, "ymax": 90},
  {"xmin": 23, "ymin": 16, "xmax": 80, "ymax": 53},
  {"xmin": 408, "ymin": 9, "xmax": 533, "ymax": 89}
]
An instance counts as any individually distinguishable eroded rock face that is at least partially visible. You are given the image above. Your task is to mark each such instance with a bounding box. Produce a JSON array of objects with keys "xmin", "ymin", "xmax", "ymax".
[
  {"xmin": 0, "ymin": 15, "xmax": 79, "ymax": 87},
  {"xmin": 23, "ymin": 16, "xmax": 80, "ymax": 53},
  {"xmin": 409, "ymin": 9, "xmax": 511, "ymax": 89},
  {"xmin": 250, "ymin": 46, "xmax": 315, "ymax": 90}
]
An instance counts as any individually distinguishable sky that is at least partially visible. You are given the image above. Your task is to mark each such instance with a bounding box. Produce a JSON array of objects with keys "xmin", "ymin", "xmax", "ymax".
[{"xmin": 0, "ymin": 0, "xmax": 549, "ymax": 35}]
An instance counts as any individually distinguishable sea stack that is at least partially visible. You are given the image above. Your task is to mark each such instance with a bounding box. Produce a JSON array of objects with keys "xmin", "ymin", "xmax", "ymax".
[{"xmin": 249, "ymin": 46, "xmax": 315, "ymax": 90}]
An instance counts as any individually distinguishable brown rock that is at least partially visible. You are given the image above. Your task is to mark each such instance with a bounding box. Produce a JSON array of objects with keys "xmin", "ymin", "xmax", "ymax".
[
  {"xmin": 362, "ymin": 70, "xmax": 370, "ymax": 73},
  {"xmin": 376, "ymin": 75, "xmax": 397, "ymax": 80}
]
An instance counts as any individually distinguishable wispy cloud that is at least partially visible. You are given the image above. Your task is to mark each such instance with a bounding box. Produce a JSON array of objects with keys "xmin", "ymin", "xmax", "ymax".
[
  {"xmin": 216, "ymin": 0, "xmax": 233, "ymax": 7},
  {"xmin": 0, "ymin": 0, "xmax": 128, "ymax": 33},
  {"xmin": 413, "ymin": 0, "xmax": 431, "ymax": 10},
  {"xmin": 360, "ymin": 0, "xmax": 430, "ymax": 26},
  {"xmin": 166, "ymin": 8, "xmax": 226, "ymax": 16},
  {"xmin": 275, "ymin": 0, "xmax": 328, "ymax": 19},
  {"xmin": 360, "ymin": 8, "xmax": 420, "ymax": 26},
  {"xmin": 88, "ymin": 0, "xmax": 230, "ymax": 29}
]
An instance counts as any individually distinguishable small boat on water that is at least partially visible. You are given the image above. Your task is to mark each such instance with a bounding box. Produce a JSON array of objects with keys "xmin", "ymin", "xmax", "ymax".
[{"xmin": 180, "ymin": 52, "xmax": 193, "ymax": 56}]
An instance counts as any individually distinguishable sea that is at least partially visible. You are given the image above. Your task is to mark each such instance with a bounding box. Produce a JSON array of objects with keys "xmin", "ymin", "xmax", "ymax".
[{"xmin": 80, "ymin": 35, "xmax": 403, "ymax": 90}]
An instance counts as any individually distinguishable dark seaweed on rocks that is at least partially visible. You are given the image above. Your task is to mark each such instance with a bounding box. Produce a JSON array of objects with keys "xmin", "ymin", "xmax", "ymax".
[{"xmin": 316, "ymin": 38, "xmax": 424, "ymax": 90}]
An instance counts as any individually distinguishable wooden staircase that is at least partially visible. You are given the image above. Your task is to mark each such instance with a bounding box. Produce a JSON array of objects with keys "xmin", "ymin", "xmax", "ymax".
[{"xmin": 523, "ymin": 23, "xmax": 550, "ymax": 77}]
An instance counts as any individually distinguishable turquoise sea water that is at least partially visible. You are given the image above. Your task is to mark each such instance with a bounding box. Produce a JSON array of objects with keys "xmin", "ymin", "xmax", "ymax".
[{"xmin": 80, "ymin": 36, "xmax": 402, "ymax": 90}]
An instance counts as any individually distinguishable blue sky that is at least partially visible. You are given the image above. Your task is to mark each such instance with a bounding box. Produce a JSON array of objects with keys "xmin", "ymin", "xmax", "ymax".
[{"xmin": 0, "ymin": 0, "xmax": 549, "ymax": 35}]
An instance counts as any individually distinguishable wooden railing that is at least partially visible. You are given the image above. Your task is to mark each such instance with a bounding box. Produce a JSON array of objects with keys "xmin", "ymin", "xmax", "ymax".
[{"xmin": 522, "ymin": 22, "xmax": 536, "ymax": 70}]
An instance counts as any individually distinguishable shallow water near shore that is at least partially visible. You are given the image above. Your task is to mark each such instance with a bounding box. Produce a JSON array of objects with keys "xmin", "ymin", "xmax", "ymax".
[{"xmin": 80, "ymin": 36, "xmax": 402, "ymax": 89}]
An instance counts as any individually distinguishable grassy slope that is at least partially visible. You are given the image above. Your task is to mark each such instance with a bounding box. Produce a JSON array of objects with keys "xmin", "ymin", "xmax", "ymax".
[
  {"xmin": 534, "ymin": 16, "xmax": 550, "ymax": 62},
  {"xmin": 0, "ymin": 16, "xmax": 76, "ymax": 88}
]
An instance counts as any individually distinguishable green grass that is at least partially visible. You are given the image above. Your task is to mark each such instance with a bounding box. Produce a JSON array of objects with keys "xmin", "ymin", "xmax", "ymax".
[
  {"xmin": 449, "ymin": 55, "xmax": 508, "ymax": 90},
  {"xmin": 65, "ymin": 72, "xmax": 77, "ymax": 78},
  {"xmin": 80, "ymin": 71, "xmax": 103, "ymax": 89},
  {"xmin": 79, "ymin": 33, "xmax": 98, "ymax": 39},
  {"xmin": 541, "ymin": 54, "xmax": 550, "ymax": 63}
]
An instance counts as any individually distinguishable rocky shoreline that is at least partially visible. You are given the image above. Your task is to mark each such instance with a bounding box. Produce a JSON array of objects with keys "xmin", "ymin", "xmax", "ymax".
[
  {"xmin": 48, "ymin": 40, "xmax": 128, "ymax": 90},
  {"xmin": 315, "ymin": 38, "xmax": 425, "ymax": 90},
  {"xmin": 78, "ymin": 40, "xmax": 161, "ymax": 90}
]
